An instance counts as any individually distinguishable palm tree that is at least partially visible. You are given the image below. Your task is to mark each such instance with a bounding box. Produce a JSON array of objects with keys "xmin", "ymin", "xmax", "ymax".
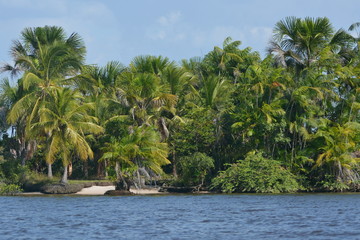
[
  {"xmin": 0, "ymin": 78, "xmax": 31, "ymax": 164},
  {"xmin": 118, "ymin": 56, "xmax": 177, "ymax": 129},
  {"xmin": 100, "ymin": 126, "xmax": 170, "ymax": 190},
  {"xmin": 7, "ymin": 26, "xmax": 85, "ymax": 124},
  {"xmin": 203, "ymin": 37, "xmax": 243, "ymax": 77},
  {"xmin": 312, "ymin": 120, "xmax": 360, "ymax": 182},
  {"xmin": 268, "ymin": 17, "xmax": 354, "ymax": 69},
  {"xmin": 30, "ymin": 88, "xmax": 103, "ymax": 183},
  {"xmin": 130, "ymin": 55, "xmax": 172, "ymax": 75},
  {"xmin": 75, "ymin": 61, "xmax": 126, "ymax": 177},
  {"xmin": 200, "ymin": 75, "xmax": 232, "ymax": 111},
  {"xmin": 0, "ymin": 78, "xmax": 20, "ymax": 136},
  {"xmin": 3, "ymin": 26, "xmax": 85, "ymax": 169}
]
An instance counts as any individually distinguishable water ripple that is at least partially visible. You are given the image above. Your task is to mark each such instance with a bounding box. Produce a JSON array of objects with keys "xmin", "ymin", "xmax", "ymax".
[{"xmin": 0, "ymin": 194, "xmax": 360, "ymax": 239}]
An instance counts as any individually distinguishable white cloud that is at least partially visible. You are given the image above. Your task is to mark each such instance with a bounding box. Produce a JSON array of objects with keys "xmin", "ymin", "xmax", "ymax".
[
  {"xmin": 158, "ymin": 11, "xmax": 181, "ymax": 26},
  {"xmin": 147, "ymin": 11, "xmax": 186, "ymax": 41},
  {"xmin": 250, "ymin": 27, "xmax": 273, "ymax": 42},
  {"xmin": 191, "ymin": 26, "xmax": 246, "ymax": 48},
  {"xmin": 149, "ymin": 30, "xmax": 167, "ymax": 40}
]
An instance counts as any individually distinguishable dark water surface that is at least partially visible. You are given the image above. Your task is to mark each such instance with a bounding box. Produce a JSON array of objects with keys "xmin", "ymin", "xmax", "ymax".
[{"xmin": 0, "ymin": 193, "xmax": 360, "ymax": 239}]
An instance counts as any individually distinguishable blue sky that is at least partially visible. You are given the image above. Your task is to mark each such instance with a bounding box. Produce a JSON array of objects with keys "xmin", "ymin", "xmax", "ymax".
[{"xmin": 0, "ymin": 0, "xmax": 359, "ymax": 67}]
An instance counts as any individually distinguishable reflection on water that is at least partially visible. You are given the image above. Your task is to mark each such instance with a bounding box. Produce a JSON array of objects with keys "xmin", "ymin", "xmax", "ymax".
[{"xmin": 1, "ymin": 194, "xmax": 360, "ymax": 239}]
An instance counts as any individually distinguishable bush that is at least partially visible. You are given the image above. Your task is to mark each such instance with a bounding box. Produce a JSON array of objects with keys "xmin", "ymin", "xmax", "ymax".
[
  {"xmin": 0, "ymin": 159, "xmax": 27, "ymax": 184},
  {"xmin": 211, "ymin": 151, "xmax": 299, "ymax": 193},
  {"xmin": 317, "ymin": 175, "xmax": 350, "ymax": 192},
  {"xmin": 0, "ymin": 183, "xmax": 22, "ymax": 195},
  {"xmin": 178, "ymin": 152, "xmax": 214, "ymax": 186},
  {"xmin": 21, "ymin": 172, "xmax": 56, "ymax": 192}
]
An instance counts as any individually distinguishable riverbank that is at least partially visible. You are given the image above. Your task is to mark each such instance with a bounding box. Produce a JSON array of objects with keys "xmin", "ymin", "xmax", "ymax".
[
  {"xmin": 76, "ymin": 186, "xmax": 166, "ymax": 195},
  {"xmin": 21, "ymin": 186, "xmax": 166, "ymax": 196}
]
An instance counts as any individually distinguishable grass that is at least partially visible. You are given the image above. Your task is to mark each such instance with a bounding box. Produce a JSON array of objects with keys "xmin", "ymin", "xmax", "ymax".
[{"xmin": 68, "ymin": 179, "xmax": 113, "ymax": 184}]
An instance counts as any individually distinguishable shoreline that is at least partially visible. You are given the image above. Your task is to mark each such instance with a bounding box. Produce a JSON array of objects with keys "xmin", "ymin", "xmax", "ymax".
[{"xmin": 21, "ymin": 185, "xmax": 167, "ymax": 196}]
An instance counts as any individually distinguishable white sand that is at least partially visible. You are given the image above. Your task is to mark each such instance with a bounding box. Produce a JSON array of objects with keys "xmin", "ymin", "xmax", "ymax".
[
  {"xmin": 75, "ymin": 186, "xmax": 163, "ymax": 195},
  {"xmin": 75, "ymin": 185, "xmax": 115, "ymax": 195},
  {"xmin": 20, "ymin": 185, "xmax": 164, "ymax": 195}
]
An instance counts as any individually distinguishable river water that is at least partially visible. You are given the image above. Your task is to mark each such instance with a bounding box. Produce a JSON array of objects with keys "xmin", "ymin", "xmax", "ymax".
[{"xmin": 0, "ymin": 193, "xmax": 360, "ymax": 239}]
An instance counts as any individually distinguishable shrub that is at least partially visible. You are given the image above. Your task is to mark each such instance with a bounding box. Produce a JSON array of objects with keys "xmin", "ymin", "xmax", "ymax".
[
  {"xmin": 178, "ymin": 152, "xmax": 214, "ymax": 186},
  {"xmin": 0, "ymin": 183, "xmax": 23, "ymax": 195},
  {"xmin": 211, "ymin": 151, "xmax": 299, "ymax": 193},
  {"xmin": 21, "ymin": 172, "xmax": 56, "ymax": 192},
  {"xmin": 317, "ymin": 175, "xmax": 350, "ymax": 192}
]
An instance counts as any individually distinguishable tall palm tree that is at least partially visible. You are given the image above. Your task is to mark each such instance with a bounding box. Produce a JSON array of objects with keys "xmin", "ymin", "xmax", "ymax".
[
  {"xmin": 75, "ymin": 61, "xmax": 126, "ymax": 177},
  {"xmin": 7, "ymin": 26, "xmax": 85, "ymax": 124},
  {"xmin": 118, "ymin": 56, "xmax": 177, "ymax": 129},
  {"xmin": 200, "ymin": 75, "xmax": 231, "ymax": 111},
  {"xmin": 3, "ymin": 26, "xmax": 85, "ymax": 169},
  {"xmin": 268, "ymin": 17, "xmax": 354, "ymax": 69},
  {"xmin": 130, "ymin": 55, "xmax": 172, "ymax": 75},
  {"xmin": 30, "ymin": 88, "xmax": 103, "ymax": 183}
]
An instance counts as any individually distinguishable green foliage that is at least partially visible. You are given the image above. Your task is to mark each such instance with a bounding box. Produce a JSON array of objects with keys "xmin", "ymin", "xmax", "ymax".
[
  {"xmin": 1, "ymin": 19, "xmax": 360, "ymax": 192},
  {"xmin": 211, "ymin": 152, "xmax": 299, "ymax": 193},
  {"xmin": 0, "ymin": 183, "xmax": 22, "ymax": 196},
  {"xmin": 0, "ymin": 159, "xmax": 27, "ymax": 184},
  {"xmin": 21, "ymin": 171, "xmax": 56, "ymax": 191},
  {"xmin": 100, "ymin": 126, "xmax": 170, "ymax": 180},
  {"xmin": 317, "ymin": 175, "xmax": 351, "ymax": 192},
  {"xmin": 171, "ymin": 107, "xmax": 216, "ymax": 156},
  {"xmin": 178, "ymin": 152, "xmax": 214, "ymax": 186}
]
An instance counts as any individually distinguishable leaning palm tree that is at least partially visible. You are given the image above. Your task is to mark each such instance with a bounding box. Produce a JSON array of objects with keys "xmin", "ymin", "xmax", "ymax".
[
  {"xmin": 29, "ymin": 88, "xmax": 103, "ymax": 183},
  {"xmin": 100, "ymin": 126, "xmax": 170, "ymax": 191}
]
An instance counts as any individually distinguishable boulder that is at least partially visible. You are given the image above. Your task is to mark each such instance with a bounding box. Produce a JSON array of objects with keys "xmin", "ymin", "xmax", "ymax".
[
  {"xmin": 40, "ymin": 183, "xmax": 84, "ymax": 194},
  {"xmin": 160, "ymin": 186, "xmax": 196, "ymax": 193},
  {"xmin": 104, "ymin": 190, "xmax": 134, "ymax": 196}
]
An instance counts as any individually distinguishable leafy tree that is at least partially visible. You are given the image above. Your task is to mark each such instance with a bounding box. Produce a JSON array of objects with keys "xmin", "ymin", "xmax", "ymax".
[{"xmin": 178, "ymin": 152, "xmax": 214, "ymax": 186}]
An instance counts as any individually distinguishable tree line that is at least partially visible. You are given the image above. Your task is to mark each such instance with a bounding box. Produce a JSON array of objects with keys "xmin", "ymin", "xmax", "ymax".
[{"xmin": 0, "ymin": 17, "xmax": 359, "ymax": 193}]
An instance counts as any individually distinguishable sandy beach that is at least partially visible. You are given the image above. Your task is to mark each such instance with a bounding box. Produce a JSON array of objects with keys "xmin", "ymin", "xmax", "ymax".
[
  {"xmin": 21, "ymin": 186, "xmax": 164, "ymax": 196},
  {"xmin": 20, "ymin": 185, "xmax": 165, "ymax": 196},
  {"xmin": 75, "ymin": 186, "xmax": 164, "ymax": 195}
]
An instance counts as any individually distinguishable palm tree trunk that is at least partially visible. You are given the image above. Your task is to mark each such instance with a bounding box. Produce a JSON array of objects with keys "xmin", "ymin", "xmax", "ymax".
[
  {"xmin": 105, "ymin": 160, "xmax": 108, "ymax": 178},
  {"xmin": 68, "ymin": 162, "xmax": 73, "ymax": 177},
  {"xmin": 172, "ymin": 150, "xmax": 178, "ymax": 178},
  {"xmin": 115, "ymin": 162, "xmax": 120, "ymax": 179},
  {"xmin": 61, "ymin": 165, "xmax": 68, "ymax": 184},
  {"xmin": 47, "ymin": 163, "xmax": 53, "ymax": 178},
  {"xmin": 115, "ymin": 170, "xmax": 131, "ymax": 191},
  {"xmin": 83, "ymin": 160, "xmax": 89, "ymax": 178},
  {"xmin": 20, "ymin": 137, "xmax": 26, "ymax": 166}
]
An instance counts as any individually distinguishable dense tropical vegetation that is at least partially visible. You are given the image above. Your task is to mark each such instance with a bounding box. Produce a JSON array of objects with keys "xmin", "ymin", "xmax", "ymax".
[{"xmin": 1, "ymin": 17, "xmax": 360, "ymax": 194}]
